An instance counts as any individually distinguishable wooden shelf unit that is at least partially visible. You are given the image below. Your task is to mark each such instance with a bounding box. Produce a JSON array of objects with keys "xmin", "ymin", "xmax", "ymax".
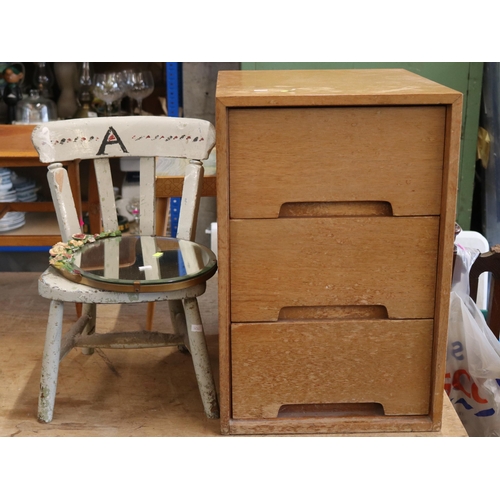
[{"xmin": 0, "ymin": 124, "xmax": 83, "ymax": 247}]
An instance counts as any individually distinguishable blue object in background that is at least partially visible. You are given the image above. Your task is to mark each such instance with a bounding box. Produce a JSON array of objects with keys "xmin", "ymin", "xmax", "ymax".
[
  {"xmin": 166, "ymin": 63, "xmax": 185, "ymax": 276},
  {"xmin": 166, "ymin": 62, "xmax": 182, "ymax": 238},
  {"xmin": 0, "ymin": 246, "xmax": 51, "ymax": 252}
]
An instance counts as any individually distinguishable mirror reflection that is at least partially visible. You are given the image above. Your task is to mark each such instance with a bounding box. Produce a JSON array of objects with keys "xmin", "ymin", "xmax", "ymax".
[{"xmin": 77, "ymin": 236, "xmax": 215, "ymax": 284}]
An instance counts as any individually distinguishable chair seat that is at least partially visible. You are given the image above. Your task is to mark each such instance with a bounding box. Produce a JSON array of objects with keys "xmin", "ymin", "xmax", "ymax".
[{"xmin": 38, "ymin": 266, "xmax": 207, "ymax": 304}]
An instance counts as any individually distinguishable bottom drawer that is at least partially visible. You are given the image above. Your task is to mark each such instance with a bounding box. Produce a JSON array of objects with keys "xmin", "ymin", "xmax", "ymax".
[{"xmin": 231, "ymin": 319, "xmax": 434, "ymax": 419}]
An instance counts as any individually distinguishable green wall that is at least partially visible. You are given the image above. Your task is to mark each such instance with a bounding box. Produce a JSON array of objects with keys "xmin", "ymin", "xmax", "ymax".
[{"xmin": 241, "ymin": 62, "xmax": 484, "ymax": 229}]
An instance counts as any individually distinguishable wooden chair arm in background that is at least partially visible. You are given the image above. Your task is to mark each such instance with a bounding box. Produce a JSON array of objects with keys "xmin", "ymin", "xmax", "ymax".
[{"xmin": 469, "ymin": 245, "xmax": 500, "ymax": 339}]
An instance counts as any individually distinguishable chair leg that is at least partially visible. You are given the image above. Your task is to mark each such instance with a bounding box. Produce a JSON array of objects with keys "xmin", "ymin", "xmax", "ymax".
[
  {"xmin": 38, "ymin": 300, "xmax": 64, "ymax": 423},
  {"xmin": 183, "ymin": 297, "xmax": 219, "ymax": 419},
  {"xmin": 169, "ymin": 299, "xmax": 189, "ymax": 351},
  {"xmin": 80, "ymin": 303, "xmax": 96, "ymax": 355}
]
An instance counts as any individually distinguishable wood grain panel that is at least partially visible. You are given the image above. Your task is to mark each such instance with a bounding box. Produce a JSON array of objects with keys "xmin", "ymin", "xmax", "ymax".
[
  {"xmin": 156, "ymin": 175, "xmax": 216, "ymax": 198},
  {"xmin": 0, "ymin": 124, "xmax": 38, "ymax": 160},
  {"xmin": 229, "ymin": 106, "xmax": 445, "ymax": 218},
  {"xmin": 216, "ymin": 69, "xmax": 462, "ymax": 107},
  {"xmin": 428, "ymin": 98, "xmax": 463, "ymax": 428},
  {"xmin": 231, "ymin": 319, "xmax": 434, "ymax": 419},
  {"xmin": 216, "ymin": 69, "xmax": 463, "ymax": 435},
  {"xmin": 230, "ymin": 217, "xmax": 439, "ymax": 321},
  {"xmin": 215, "ymin": 98, "xmax": 232, "ymax": 433}
]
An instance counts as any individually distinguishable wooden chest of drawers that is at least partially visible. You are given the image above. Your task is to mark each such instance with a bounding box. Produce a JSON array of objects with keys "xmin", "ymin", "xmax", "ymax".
[{"xmin": 215, "ymin": 69, "xmax": 462, "ymax": 434}]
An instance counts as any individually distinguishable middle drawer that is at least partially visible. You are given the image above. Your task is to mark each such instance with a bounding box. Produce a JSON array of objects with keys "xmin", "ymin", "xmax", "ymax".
[{"xmin": 230, "ymin": 216, "xmax": 439, "ymax": 322}]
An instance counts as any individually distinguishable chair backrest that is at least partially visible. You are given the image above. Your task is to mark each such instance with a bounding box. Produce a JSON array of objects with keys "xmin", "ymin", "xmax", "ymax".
[
  {"xmin": 31, "ymin": 116, "xmax": 216, "ymax": 242},
  {"xmin": 456, "ymin": 230, "xmax": 490, "ymax": 311},
  {"xmin": 469, "ymin": 244, "xmax": 500, "ymax": 340},
  {"xmin": 454, "ymin": 227, "xmax": 500, "ymax": 340}
]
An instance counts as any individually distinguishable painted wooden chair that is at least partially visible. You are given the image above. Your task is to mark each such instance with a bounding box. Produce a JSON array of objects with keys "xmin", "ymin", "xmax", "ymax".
[{"xmin": 31, "ymin": 116, "xmax": 219, "ymax": 423}]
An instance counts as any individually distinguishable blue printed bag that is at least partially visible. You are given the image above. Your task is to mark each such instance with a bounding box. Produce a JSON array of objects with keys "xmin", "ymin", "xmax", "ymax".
[{"xmin": 446, "ymin": 246, "xmax": 500, "ymax": 437}]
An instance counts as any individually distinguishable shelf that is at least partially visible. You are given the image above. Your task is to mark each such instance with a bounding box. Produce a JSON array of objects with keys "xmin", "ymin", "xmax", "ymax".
[
  {"xmin": 0, "ymin": 212, "xmax": 61, "ymax": 246},
  {"xmin": 0, "ymin": 124, "xmax": 40, "ymax": 167},
  {"xmin": 0, "ymin": 124, "xmax": 84, "ymax": 248}
]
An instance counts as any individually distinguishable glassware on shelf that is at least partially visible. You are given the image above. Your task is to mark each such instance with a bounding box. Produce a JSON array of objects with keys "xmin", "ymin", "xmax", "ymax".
[
  {"xmin": 15, "ymin": 89, "xmax": 57, "ymax": 123},
  {"xmin": 123, "ymin": 70, "xmax": 154, "ymax": 115},
  {"xmin": 74, "ymin": 62, "xmax": 97, "ymax": 118},
  {"xmin": 32, "ymin": 62, "xmax": 55, "ymax": 98},
  {"xmin": 92, "ymin": 72, "xmax": 125, "ymax": 116}
]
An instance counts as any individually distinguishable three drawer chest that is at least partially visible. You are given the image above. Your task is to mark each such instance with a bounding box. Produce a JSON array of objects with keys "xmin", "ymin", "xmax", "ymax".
[{"xmin": 215, "ymin": 69, "xmax": 462, "ymax": 434}]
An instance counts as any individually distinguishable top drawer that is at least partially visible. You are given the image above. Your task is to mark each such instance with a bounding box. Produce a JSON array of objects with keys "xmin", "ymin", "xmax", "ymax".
[{"xmin": 228, "ymin": 106, "xmax": 446, "ymax": 218}]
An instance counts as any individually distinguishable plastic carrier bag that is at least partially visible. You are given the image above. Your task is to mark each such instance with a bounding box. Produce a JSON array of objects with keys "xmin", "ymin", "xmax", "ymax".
[{"xmin": 446, "ymin": 245, "xmax": 500, "ymax": 436}]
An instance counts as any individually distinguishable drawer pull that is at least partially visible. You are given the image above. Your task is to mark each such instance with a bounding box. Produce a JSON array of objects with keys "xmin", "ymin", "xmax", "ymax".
[
  {"xmin": 279, "ymin": 201, "xmax": 393, "ymax": 218},
  {"xmin": 277, "ymin": 402, "xmax": 385, "ymax": 418},
  {"xmin": 278, "ymin": 305, "xmax": 388, "ymax": 321}
]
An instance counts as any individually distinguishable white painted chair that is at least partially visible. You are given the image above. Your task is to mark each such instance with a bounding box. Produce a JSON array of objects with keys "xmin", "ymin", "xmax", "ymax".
[{"xmin": 31, "ymin": 116, "xmax": 219, "ymax": 423}]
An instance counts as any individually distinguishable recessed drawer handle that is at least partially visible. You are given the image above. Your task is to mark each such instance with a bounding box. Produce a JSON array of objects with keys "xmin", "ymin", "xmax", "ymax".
[
  {"xmin": 278, "ymin": 305, "xmax": 389, "ymax": 321},
  {"xmin": 279, "ymin": 201, "xmax": 393, "ymax": 217},
  {"xmin": 277, "ymin": 402, "xmax": 385, "ymax": 418}
]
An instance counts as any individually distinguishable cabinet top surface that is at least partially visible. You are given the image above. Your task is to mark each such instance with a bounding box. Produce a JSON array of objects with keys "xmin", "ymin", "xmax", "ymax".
[{"xmin": 216, "ymin": 69, "xmax": 462, "ymax": 106}]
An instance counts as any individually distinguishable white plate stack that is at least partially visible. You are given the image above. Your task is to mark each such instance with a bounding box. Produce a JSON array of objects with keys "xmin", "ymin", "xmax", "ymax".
[
  {"xmin": 0, "ymin": 168, "xmax": 27, "ymax": 233},
  {"xmin": 13, "ymin": 176, "xmax": 38, "ymax": 202}
]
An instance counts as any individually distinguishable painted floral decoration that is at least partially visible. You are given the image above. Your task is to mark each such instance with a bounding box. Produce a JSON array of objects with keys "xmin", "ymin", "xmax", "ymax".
[{"xmin": 49, "ymin": 230, "xmax": 122, "ymax": 274}]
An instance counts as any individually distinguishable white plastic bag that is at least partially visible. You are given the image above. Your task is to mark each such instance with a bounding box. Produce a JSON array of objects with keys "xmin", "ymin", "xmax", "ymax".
[{"xmin": 446, "ymin": 245, "xmax": 500, "ymax": 436}]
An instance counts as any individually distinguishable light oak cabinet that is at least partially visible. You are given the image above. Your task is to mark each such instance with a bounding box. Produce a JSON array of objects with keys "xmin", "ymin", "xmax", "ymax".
[{"xmin": 216, "ymin": 69, "xmax": 462, "ymax": 434}]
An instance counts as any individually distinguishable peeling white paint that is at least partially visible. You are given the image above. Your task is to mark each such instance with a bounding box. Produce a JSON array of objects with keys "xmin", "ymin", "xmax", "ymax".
[{"xmin": 35, "ymin": 116, "xmax": 219, "ymax": 423}]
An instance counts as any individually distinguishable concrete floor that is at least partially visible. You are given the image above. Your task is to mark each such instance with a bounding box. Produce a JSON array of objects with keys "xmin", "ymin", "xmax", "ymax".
[{"xmin": 0, "ymin": 271, "xmax": 221, "ymax": 436}]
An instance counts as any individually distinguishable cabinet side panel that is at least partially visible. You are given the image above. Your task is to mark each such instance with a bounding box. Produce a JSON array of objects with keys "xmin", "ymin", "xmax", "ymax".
[
  {"xmin": 430, "ymin": 98, "xmax": 463, "ymax": 429},
  {"xmin": 215, "ymin": 98, "xmax": 232, "ymax": 433}
]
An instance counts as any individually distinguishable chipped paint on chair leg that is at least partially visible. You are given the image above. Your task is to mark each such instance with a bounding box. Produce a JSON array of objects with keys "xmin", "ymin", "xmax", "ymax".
[
  {"xmin": 183, "ymin": 297, "xmax": 219, "ymax": 419},
  {"xmin": 169, "ymin": 300, "xmax": 189, "ymax": 352},
  {"xmin": 81, "ymin": 303, "xmax": 96, "ymax": 355},
  {"xmin": 38, "ymin": 300, "xmax": 64, "ymax": 423}
]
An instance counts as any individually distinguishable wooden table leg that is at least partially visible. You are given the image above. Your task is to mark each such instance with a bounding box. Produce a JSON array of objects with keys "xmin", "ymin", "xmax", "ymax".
[{"xmin": 155, "ymin": 197, "xmax": 170, "ymax": 236}]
